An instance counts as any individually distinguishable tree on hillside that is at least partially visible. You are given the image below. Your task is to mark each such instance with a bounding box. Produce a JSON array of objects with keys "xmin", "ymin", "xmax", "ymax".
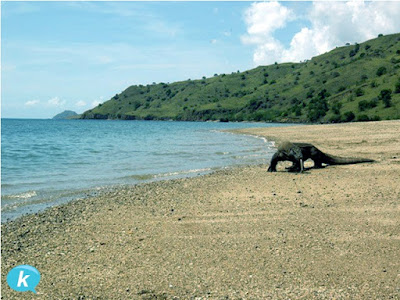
[
  {"xmin": 349, "ymin": 43, "xmax": 360, "ymax": 57},
  {"xmin": 376, "ymin": 66, "xmax": 387, "ymax": 76},
  {"xmin": 395, "ymin": 79, "xmax": 400, "ymax": 93},
  {"xmin": 343, "ymin": 111, "xmax": 355, "ymax": 122},
  {"xmin": 331, "ymin": 102, "xmax": 342, "ymax": 115},
  {"xmin": 358, "ymin": 99, "xmax": 378, "ymax": 111},
  {"xmin": 307, "ymin": 89, "xmax": 330, "ymax": 122},
  {"xmin": 318, "ymin": 89, "xmax": 330, "ymax": 100},
  {"xmin": 378, "ymin": 89, "xmax": 392, "ymax": 108},
  {"xmin": 355, "ymin": 87, "xmax": 364, "ymax": 97}
]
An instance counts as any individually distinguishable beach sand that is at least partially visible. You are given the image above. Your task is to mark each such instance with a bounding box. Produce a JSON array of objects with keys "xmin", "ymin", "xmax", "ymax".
[{"xmin": 2, "ymin": 120, "xmax": 400, "ymax": 299}]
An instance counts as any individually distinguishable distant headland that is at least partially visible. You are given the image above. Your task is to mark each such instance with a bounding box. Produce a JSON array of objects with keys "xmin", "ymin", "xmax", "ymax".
[{"xmin": 53, "ymin": 110, "xmax": 78, "ymax": 120}]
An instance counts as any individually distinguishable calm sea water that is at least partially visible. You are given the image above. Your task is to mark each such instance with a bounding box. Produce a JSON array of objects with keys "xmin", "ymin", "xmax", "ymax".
[{"xmin": 1, "ymin": 119, "xmax": 293, "ymax": 221}]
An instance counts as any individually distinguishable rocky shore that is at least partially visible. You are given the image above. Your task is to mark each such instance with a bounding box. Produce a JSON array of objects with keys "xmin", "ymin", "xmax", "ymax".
[{"xmin": 2, "ymin": 120, "xmax": 400, "ymax": 299}]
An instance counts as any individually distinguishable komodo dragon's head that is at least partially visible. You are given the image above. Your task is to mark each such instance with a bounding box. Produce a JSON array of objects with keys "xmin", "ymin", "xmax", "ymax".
[{"xmin": 278, "ymin": 141, "xmax": 304, "ymax": 172}]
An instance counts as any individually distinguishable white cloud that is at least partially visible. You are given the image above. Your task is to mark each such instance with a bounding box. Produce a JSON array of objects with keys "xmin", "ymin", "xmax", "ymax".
[
  {"xmin": 242, "ymin": 1, "xmax": 400, "ymax": 66},
  {"xmin": 91, "ymin": 100, "xmax": 102, "ymax": 107},
  {"xmin": 222, "ymin": 30, "xmax": 232, "ymax": 37},
  {"xmin": 25, "ymin": 100, "xmax": 40, "ymax": 106},
  {"xmin": 96, "ymin": 55, "xmax": 113, "ymax": 64},
  {"xmin": 210, "ymin": 39, "xmax": 218, "ymax": 44},
  {"xmin": 75, "ymin": 100, "xmax": 87, "ymax": 107},
  {"xmin": 1, "ymin": 64, "xmax": 17, "ymax": 72},
  {"xmin": 241, "ymin": 2, "xmax": 293, "ymax": 64},
  {"xmin": 243, "ymin": 2, "xmax": 293, "ymax": 39},
  {"xmin": 2, "ymin": 2, "xmax": 40, "ymax": 16},
  {"xmin": 48, "ymin": 97, "xmax": 66, "ymax": 107},
  {"xmin": 65, "ymin": 2, "xmax": 146, "ymax": 18},
  {"xmin": 67, "ymin": 2, "xmax": 181, "ymax": 37},
  {"xmin": 145, "ymin": 21, "xmax": 182, "ymax": 38},
  {"xmin": 113, "ymin": 63, "xmax": 182, "ymax": 71}
]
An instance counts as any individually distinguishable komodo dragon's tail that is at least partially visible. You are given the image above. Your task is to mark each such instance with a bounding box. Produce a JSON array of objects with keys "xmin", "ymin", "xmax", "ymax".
[{"xmin": 322, "ymin": 153, "xmax": 375, "ymax": 165}]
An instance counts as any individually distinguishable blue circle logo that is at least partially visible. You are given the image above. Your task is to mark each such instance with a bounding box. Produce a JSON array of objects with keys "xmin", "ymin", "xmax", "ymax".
[{"xmin": 6, "ymin": 265, "xmax": 41, "ymax": 293}]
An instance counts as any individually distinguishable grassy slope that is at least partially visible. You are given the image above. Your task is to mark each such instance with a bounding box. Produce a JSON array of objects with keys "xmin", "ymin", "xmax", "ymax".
[{"xmin": 81, "ymin": 33, "xmax": 400, "ymax": 123}]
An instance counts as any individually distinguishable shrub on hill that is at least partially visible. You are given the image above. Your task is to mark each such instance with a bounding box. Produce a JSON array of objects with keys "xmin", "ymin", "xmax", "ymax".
[
  {"xmin": 395, "ymin": 79, "xmax": 400, "ymax": 93},
  {"xmin": 331, "ymin": 102, "xmax": 342, "ymax": 115},
  {"xmin": 343, "ymin": 111, "xmax": 355, "ymax": 122},
  {"xmin": 378, "ymin": 89, "xmax": 392, "ymax": 107},
  {"xmin": 355, "ymin": 87, "xmax": 364, "ymax": 97},
  {"xmin": 376, "ymin": 66, "xmax": 387, "ymax": 76},
  {"xmin": 306, "ymin": 89, "xmax": 330, "ymax": 122},
  {"xmin": 358, "ymin": 99, "xmax": 378, "ymax": 111},
  {"xmin": 357, "ymin": 115, "xmax": 381, "ymax": 122}
]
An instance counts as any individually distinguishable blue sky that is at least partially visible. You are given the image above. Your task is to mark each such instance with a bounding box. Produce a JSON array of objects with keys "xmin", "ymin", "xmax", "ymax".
[{"xmin": 2, "ymin": 1, "xmax": 400, "ymax": 119}]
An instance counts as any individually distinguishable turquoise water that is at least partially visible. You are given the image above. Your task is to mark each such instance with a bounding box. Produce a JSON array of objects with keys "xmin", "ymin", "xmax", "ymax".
[{"xmin": 1, "ymin": 119, "xmax": 292, "ymax": 221}]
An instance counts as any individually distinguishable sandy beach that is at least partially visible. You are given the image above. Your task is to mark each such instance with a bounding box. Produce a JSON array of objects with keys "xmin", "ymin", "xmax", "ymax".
[{"xmin": 2, "ymin": 120, "xmax": 400, "ymax": 299}]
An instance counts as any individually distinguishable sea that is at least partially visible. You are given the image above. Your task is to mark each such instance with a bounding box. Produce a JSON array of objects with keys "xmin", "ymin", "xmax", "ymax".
[{"xmin": 1, "ymin": 119, "xmax": 294, "ymax": 221}]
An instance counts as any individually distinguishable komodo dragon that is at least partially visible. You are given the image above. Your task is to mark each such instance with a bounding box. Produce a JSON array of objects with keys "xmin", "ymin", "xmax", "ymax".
[{"xmin": 267, "ymin": 141, "xmax": 375, "ymax": 173}]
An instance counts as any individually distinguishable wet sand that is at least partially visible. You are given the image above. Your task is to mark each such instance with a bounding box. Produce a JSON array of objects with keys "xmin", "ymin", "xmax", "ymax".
[{"xmin": 2, "ymin": 120, "xmax": 400, "ymax": 299}]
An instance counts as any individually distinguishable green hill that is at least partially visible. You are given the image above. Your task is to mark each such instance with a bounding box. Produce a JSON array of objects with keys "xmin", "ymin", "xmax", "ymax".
[
  {"xmin": 81, "ymin": 33, "xmax": 400, "ymax": 123},
  {"xmin": 53, "ymin": 110, "xmax": 78, "ymax": 120}
]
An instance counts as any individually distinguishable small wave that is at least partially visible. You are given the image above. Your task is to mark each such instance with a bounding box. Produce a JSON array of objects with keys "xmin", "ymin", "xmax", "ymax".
[
  {"xmin": 118, "ymin": 168, "xmax": 215, "ymax": 182},
  {"xmin": 215, "ymin": 151, "xmax": 230, "ymax": 155},
  {"xmin": 89, "ymin": 149, "xmax": 102, "ymax": 154},
  {"xmin": 154, "ymin": 168, "xmax": 213, "ymax": 178},
  {"xmin": 49, "ymin": 146, "xmax": 62, "ymax": 151},
  {"xmin": 1, "ymin": 183, "xmax": 14, "ymax": 188},
  {"xmin": 152, "ymin": 151, "xmax": 192, "ymax": 157},
  {"xmin": 256, "ymin": 136, "xmax": 268, "ymax": 143},
  {"xmin": 209, "ymin": 129, "xmax": 223, "ymax": 133},
  {"xmin": 22, "ymin": 153, "xmax": 41, "ymax": 159},
  {"xmin": 223, "ymin": 130, "xmax": 272, "ymax": 146},
  {"xmin": 121, "ymin": 174, "xmax": 156, "ymax": 180},
  {"xmin": 2, "ymin": 191, "xmax": 37, "ymax": 200},
  {"xmin": 233, "ymin": 154, "xmax": 265, "ymax": 159},
  {"xmin": 240, "ymin": 133, "xmax": 269, "ymax": 144}
]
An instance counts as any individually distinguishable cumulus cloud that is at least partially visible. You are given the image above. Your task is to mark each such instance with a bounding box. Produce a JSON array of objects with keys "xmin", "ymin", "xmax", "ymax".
[
  {"xmin": 75, "ymin": 100, "xmax": 87, "ymax": 107},
  {"xmin": 223, "ymin": 30, "xmax": 232, "ymax": 37},
  {"xmin": 47, "ymin": 97, "xmax": 66, "ymax": 107},
  {"xmin": 243, "ymin": 2, "xmax": 293, "ymax": 40},
  {"xmin": 96, "ymin": 55, "xmax": 113, "ymax": 64},
  {"xmin": 25, "ymin": 100, "xmax": 40, "ymax": 106},
  {"xmin": 1, "ymin": 64, "xmax": 17, "ymax": 72},
  {"xmin": 242, "ymin": 1, "xmax": 400, "ymax": 66},
  {"xmin": 241, "ymin": 2, "xmax": 294, "ymax": 64},
  {"xmin": 91, "ymin": 100, "xmax": 102, "ymax": 107}
]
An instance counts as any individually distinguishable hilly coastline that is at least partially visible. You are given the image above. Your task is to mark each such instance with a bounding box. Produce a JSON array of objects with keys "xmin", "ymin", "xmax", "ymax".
[
  {"xmin": 53, "ymin": 110, "xmax": 78, "ymax": 120},
  {"xmin": 81, "ymin": 33, "xmax": 400, "ymax": 123}
]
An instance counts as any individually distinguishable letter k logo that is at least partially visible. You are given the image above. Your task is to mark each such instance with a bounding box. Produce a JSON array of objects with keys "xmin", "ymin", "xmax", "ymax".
[{"xmin": 17, "ymin": 271, "xmax": 30, "ymax": 287}]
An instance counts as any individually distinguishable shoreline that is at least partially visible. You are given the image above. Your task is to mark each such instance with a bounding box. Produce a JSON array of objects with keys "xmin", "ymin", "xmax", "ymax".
[
  {"xmin": 1, "ymin": 120, "xmax": 282, "ymax": 223},
  {"xmin": 1, "ymin": 168, "xmax": 217, "ymax": 224},
  {"xmin": 2, "ymin": 120, "xmax": 400, "ymax": 299},
  {"xmin": 1, "ymin": 164, "xmax": 251, "ymax": 224}
]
